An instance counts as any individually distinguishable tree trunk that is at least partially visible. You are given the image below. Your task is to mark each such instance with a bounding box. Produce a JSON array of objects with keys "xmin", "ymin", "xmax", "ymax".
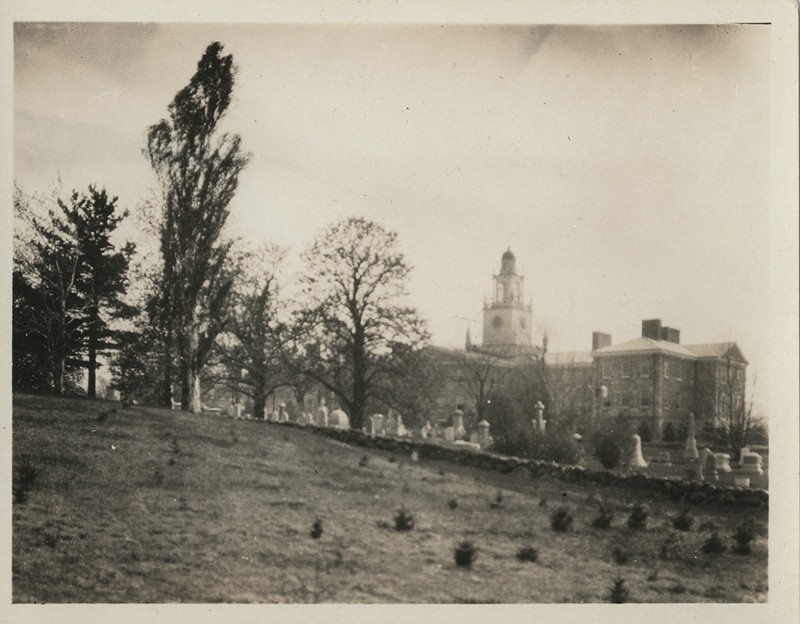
[
  {"xmin": 162, "ymin": 326, "xmax": 174, "ymax": 408},
  {"xmin": 87, "ymin": 329, "xmax": 97, "ymax": 398},
  {"xmin": 253, "ymin": 389, "xmax": 266, "ymax": 421},
  {"xmin": 181, "ymin": 356, "xmax": 191, "ymax": 411},
  {"xmin": 191, "ymin": 369, "xmax": 202, "ymax": 414}
]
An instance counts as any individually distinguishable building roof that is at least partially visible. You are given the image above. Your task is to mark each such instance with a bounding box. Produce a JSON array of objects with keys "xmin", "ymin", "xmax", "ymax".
[
  {"xmin": 544, "ymin": 350, "xmax": 593, "ymax": 366},
  {"xmin": 592, "ymin": 336, "xmax": 697, "ymax": 358},
  {"xmin": 685, "ymin": 342, "xmax": 748, "ymax": 364}
]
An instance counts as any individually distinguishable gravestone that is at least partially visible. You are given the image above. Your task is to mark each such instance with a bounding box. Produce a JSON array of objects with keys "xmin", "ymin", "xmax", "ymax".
[
  {"xmin": 328, "ymin": 409, "xmax": 349, "ymax": 430},
  {"xmin": 279, "ymin": 404, "xmax": 290, "ymax": 423},
  {"xmin": 420, "ymin": 421, "xmax": 431, "ymax": 439},
  {"xmin": 444, "ymin": 426, "xmax": 455, "ymax": 442},
  {"xmin": 452, "ymin": 409, "xmax": 465, "ymax": 440},
  {"xmin": 738, "ymin": 451, "xmax": 764, "ymax": 475},
  {"xmin": 715, "ymin": 453, "xmax": 733, "ymax": 473},
  {"xmin": 234, "ymin": 403, "xmax": 242, "ymax": 419},
  {"xmin": 315, "ymin": 399, "xmax": 328, "ymax": 427},
  {"xmin": 385, "ymin": 411, "xmax": 398, "ymax": 437},
  {"xmin": 697, "ymin": 447, "xmax": 718, "ymax": 481},
  {"xmin": 653, "ymin": 450, "xmax": 672, "ymax": 465},
  {"xmin": 683, "ymin": 413, "xmax": 699, "ymax": 460},
  {"xmin": 625, "ymin": 433, "xmax": 648, "ymax": 469},
  {"xmin": 396, "ymin": 414, "xmax": 407, "ymax": 437},
  {"xmin": 369, "ymin": 413, "xmax": 385, "ymax": 438},
  {"xmin": 476, "ymin": 420, "xmax": 493, "ymax": 449},
  {"xmin": 534, "ymin": 401, "xmax": 546, "ymax": 434}
]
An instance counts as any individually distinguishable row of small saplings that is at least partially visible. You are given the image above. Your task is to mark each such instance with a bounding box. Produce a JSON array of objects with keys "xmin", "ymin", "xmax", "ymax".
[{"xmin": 305, "ymin": 495, "xmax": 759, "ymax": 603}]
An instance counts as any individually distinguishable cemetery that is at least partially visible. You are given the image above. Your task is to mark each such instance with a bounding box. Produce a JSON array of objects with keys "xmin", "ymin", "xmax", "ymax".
[{"xmin": 12, "ymin": 393, "xmax": 767, "ymax": 603}]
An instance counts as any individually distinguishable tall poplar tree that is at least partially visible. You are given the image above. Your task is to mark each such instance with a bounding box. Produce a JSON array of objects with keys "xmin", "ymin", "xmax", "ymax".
[{"xmin": 146, "ymin": 42, "xmax": 249, "ymax": 412}]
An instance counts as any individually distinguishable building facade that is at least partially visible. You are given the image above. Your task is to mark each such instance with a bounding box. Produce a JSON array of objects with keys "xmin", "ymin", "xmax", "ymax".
[{"xmin": 546, "ymin": 319, "xmax": 748, "ymax": 436}]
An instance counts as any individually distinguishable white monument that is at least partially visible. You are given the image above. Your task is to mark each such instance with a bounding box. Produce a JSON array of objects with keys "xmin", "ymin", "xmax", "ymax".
[{"xmin": 683, "ymin": 413, "xmax": 699, "ymax": 460}]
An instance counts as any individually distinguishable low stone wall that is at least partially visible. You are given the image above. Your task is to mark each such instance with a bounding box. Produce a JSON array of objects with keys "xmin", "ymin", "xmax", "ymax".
[{"xmin": 271, "ymin": 421, "xmax": 768, "ymax": 510}]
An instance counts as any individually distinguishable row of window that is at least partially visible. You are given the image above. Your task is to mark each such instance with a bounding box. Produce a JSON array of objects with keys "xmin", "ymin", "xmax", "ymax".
[
  {"xmin": 599, "ymin": 358, "xmax": 694, "ymax": 382},
  {"xmin": 602, "ymin": 390, "xmax": 689, "ymax": 411},
  {"xmin": 717, "ymin": 367, "xmax": 744, "ymax": 385}
]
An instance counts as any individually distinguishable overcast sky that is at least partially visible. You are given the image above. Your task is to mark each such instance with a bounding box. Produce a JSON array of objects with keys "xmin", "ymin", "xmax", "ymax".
[{"xmin": 14, "ymin": 23, "xmax": 771, "ymax": 405}]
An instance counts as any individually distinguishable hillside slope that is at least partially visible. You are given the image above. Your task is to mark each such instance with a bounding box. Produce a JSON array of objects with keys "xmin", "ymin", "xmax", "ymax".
[{"xmin": 12, "ymin": 393, "xmax": 767, "ymax": 603}]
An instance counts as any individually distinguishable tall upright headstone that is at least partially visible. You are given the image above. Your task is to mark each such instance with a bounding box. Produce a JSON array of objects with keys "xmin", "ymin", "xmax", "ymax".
[
  {"xmin": 626, "ymin": 433, "xmax": 649, "ymax": 469},
  {"xmin": 683, "ymin": 412, "xmax": 699, "ymax": 461},
  {"xmin": 452, "ymin": 408, "xmax": 465, "ymax": 440},
  {"xmin": 316, "ymin": 398, "xmax": 329, "ymax": 427},
  {"xmin": 534, "ymin": 401, "xmax": 546, "ymax": 434}
]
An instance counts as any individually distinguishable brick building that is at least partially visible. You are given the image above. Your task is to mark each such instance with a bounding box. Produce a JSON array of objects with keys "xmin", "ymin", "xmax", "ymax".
[{"xmin": 545, "ymin": 319, "xmax": 748, "ymax": 436}]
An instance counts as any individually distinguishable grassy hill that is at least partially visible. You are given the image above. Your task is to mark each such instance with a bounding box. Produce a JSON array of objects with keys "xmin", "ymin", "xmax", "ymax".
[{"xmin": 12, "ymin": 393, "xmax": 767, "ymax": 603}]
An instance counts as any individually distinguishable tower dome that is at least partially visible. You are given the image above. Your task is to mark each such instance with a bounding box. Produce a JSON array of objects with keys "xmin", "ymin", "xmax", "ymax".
[{"xmin": 500, "ymin": 248, "xmax": 516, "ymax": 275}]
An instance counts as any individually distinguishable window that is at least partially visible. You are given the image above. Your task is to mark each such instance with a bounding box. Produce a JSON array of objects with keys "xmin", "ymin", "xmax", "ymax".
[
  {"xmin": 674, "ymin": 361, "xmax": 682, "ymax": 380},
  {"xmin": 640, "ymin": 360, "xmax": 651, "ymax": 378},
  {"xmin": 623, "ymin": 391, "xmax": 635, "ymax": 408},
  {"xmin": 686, "ymin": 364, "xmax": 694, "ymax": 383},
  {"xmin": 662, "ymin": 393, "xmax": 670, "ymax": 409},
  {"xmin": 675, "ymin": 393, "xmax": 683, "ymax": 410},
  {"xmin": 621, "ymin": 360, "xmax": 633, "ymax": 378},
  {"xmin": 664, "ymin": 360, "xmax": 670, "ymax": 378},
  {"xmin": 496, "ymin": 283, "xmax": 504, "ymax": 301},
  {"xmin": 602, "ymin": 360, "xmax": 610, "ymax": 379},
  {"xmin": 640, "ymin": 392, "xmax": 651, "ymax": 409}
]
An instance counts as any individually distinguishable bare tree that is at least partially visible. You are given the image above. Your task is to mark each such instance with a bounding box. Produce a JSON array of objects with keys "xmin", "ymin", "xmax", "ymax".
[
  {"xmin": 292, "ymin": 217, "xmax": 429, "ymax": 430},
  {"xmin": 146, "ymin": 41, "xmax": 249, "ymax": 412},
  {"xmin": 218, "ymin": 246, "xmax": 294, "ymax": 419},
  {"xmin": 720, "ymin": 356, "xmax": 756, "ymax": 462}
]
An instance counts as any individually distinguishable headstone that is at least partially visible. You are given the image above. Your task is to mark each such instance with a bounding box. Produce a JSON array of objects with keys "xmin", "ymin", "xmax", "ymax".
[
  {"xmin": 315, "ymin": 399, "xmax": 329, "ymax": 427},
  {"xmin": 715, "ymin": 453, "xmax": 733, "ymax": 473},
  {"xmin": 476, "ymin": 420, "xmax": 493, "ymax": 449},
  {"xmin": 369, "ymin": 413, "xmax": 385, "ymax": 438},
  {"xmin": 171, "ymin": 399, "xmax": 181, "ymax": 410},
  {"xmin": 234, "ymin": 403, "xmax": 242, "ymax": 419},
  {"xmin": 419, "ymin": 420, "xmax": 433, "ymax": 440},
  {"xmin": 385, "ymin": 412, "xmax": 398, "ymax": 437},
  {"xmin": 626, "ymin": 433, "xmax": 649, "ymax": 469},
  {"xmin": 396, "ymin": 415, "xmax": 407, "ymax": 437},
  {"xmin": 738, "ymin": 451, "xmax": 764, "ymax": 475},
  {"xmin": 697, "ymin": 447, "xmax": 717, "ymax": 481},
  {"xmin": 683, "ymin": 413, "xmax": 699, "ymax": 460},
  {"xmin": 410, "ymin": 451, "xmax": 419, "ymax": 462},
  {"xmin": 279, "ymin": 403, "xmax": 289, "ymax": 423},
  {"xmin": 737, "ymin": 447, "xmax": 751, "ymax": 465},
  {"xmin": 270, "ymin": 410, "xmax": 280, "ymax": 422},
  {"xmin": 653, "ymin": 450, "xmax": 672, "ymax": 464},
  {"xmin": 444, "ymin": 426, "xmax": 455, "ymax": 442},
  {"xmin": 452, "ymin": 409, "xmax": 465, "ymax": 440},
  {"xmin": 534, "ymin": 400, "xmax": 546, "ymax": 433},
  {"xmin": 328, "ymin": 408, "xmax": 350, "ymax": 430}
]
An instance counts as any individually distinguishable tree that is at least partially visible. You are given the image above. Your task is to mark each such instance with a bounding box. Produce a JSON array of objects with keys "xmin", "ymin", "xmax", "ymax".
[
  {"xmin": 293, "ymin": 217, "xmax": 429, "ymax": 430},
  {"xmin": 720, "ymin": 357, "xmax": 757, "ymax": 462},
  {"xmin": 57, "ymin": 187, "xmax": 135, "ymax": 396},
  {"xmin": 218, "ymin": 247, "xmax": 294, "ymax": 419},
  {"xmin": 146, "ymin": 41, "xmax": 249, "ymax": 412}
]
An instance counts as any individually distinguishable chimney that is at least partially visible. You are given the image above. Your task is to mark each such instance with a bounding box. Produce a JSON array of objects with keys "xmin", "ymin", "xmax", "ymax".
[
  {"xmin": 660, "ymin": 327, "xmax": 681, "ymax": 344},
  {"xmin": 641, "ymin": 319, "xmax": 662, "ymax": 340},
  {"xmin": 592, "ymin": 332, "xmax": 612, "ymax": 350}
]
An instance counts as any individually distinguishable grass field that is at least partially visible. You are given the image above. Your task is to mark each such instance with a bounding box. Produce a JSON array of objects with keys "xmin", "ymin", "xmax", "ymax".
[{"xmin": 12, "ymin": 393, "xmax": 768, "ymax": 603}]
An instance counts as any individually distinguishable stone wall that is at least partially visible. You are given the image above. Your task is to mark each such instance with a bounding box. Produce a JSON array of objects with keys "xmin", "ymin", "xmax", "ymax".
[{"xmin": 270, "ymin": 421, "xmax": 768, "ymax": 510}]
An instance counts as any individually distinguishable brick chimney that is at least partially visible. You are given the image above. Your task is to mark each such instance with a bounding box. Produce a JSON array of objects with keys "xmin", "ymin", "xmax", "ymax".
[
  {"xmin": 660, "ymin": 327, "xmax": 681, "ymax": 344},
  {"xmin": 592, "ymin": 332, "xmax": 612, "ymax": 350},
  {"xmin": 641, "ymin": 319, "xmax": 662, "ymax": 340}
]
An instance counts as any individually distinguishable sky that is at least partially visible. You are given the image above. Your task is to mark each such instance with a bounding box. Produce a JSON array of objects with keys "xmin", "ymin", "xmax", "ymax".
[{"xmin": 14, "ymin": 22, "xmax": 773, "ymax": 409}]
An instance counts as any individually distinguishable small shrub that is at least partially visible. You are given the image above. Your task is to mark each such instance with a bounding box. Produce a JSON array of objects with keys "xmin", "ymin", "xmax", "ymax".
[
  {"xmin": 376, "ymin": 520, "xmax": 391, "ymax": 529},
  {"xmin": 493, "ymin": 428, "xmax": 580, "ymax": 464},
  {"xmin": 732, "ymin": 518, "xmax": 757, "ymax": 555},
  {"xmin": 612, "ymin": 546, "xmax": 630, "ymax": 565},
  {"xmin": 310, "ymin": 518, "xmax": 323, "ymax": 539},
  {"xmin": 659, "ymin": 532, "xmax": 688, "ymax": 561},
  {"xmin": 609, "ymin": 577, "xmax": 629, "ymax": 603},
  {"xmin": 516, "ymin": 546, "xmax": 539, "ymax": 563},
  {"xmin": 358, "ymin": 455, "xmax": 369, "ymax": 467},
  {"xmin": 701, "ymin": 532, "xmax": 727, "ymax": 555},
  {"xmin": 152, "ymin": 468, "xmax": 164, "ymax": 486},
  {"xmin": 169, "ymin": 439, "xmax": 181, "ymax": 454},
  {"xmin": 698, "ymin": 521, "xmax": 716, "ymax": 532},
  {"xmin": 592, "ymin": 431, "xmax": 625, "ymax": 469},
  {"xmin": 672, "ymin": 509, "xmax": 694, "ymax": 532},
  {"xmin": 387, "ymin": 456, "xmax": 397, "ymax": 463},
  {"xmin": 447, "ymin": 498, "xmax": 458, "ymax": 510},
  {"xmin": 394, "ymin": 507, "xmax": 415, "ymax": 532},
  {"xmin": 13, "ymin": 461, "xmax": 39, "ymax": 505},
  {"xmin": 168, "ymin": 457, "xmax": 176, "ymax": 466},
  {"xmin": 627, "ymin": 504, "xmax": 648, "ymax": 530},
  {"xmin": 591, "ymin": 497, "xmax": 614, "ymax": 529},
  {"xmin": 539, "ymin": 497, "xmax": 548, "ymax": 508},
  {"xmin": 489, "ymin": 490, "xmax": 504, "ymax": 509},
  {"xmin": 550, "ymin": 507, "xmax": 573, "ymax": 533},
  {"xmin": 454, "ymin": 541, "xmax": 477, "ymax": 568},
  {"xmin": 96, "ymin": 410, "xmax": 109, "ymax": 423}
]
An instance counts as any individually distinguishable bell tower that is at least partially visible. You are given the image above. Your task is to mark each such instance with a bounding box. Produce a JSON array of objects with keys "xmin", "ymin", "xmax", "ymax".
[{"xmin": 482, "ymin": 249, "xmax": 533, "ymax": 352}]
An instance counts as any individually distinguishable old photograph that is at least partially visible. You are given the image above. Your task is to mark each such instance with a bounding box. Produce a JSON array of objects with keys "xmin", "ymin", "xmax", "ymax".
[{"xmin": 4, "ymin": 2, "xmax": 798, "ymax": 620}]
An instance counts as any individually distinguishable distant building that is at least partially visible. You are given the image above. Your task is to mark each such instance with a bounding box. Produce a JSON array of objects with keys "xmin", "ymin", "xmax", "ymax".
[
  {"xmin": 545, "ymin": 319, "xmax": 748, "ymax": 436},
  {"xmin": 481, "ymin": 248, "xmax": 535, "ymax": 355}
]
